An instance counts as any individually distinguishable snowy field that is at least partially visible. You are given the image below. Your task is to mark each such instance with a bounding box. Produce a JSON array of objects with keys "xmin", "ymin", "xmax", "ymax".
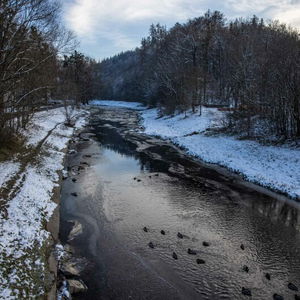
[
  {"xmin": 90, "ymin": 100, "xmax": 300, "ymax": 199},
  {"xmin": 0, "ymin": 107, "xmax": 87, "ymax": 299}
]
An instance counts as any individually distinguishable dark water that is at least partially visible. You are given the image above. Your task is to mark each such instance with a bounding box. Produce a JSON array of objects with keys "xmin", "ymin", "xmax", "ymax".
[{"xmin": 60, "ymin": 107, "xmax": 300, "ymax": 300}]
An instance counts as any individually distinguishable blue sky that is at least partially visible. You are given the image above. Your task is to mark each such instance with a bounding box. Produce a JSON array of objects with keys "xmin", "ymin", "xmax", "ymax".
[{"xmin": 62, "ymin": 0, "xmax": 300, "ymax": 60}]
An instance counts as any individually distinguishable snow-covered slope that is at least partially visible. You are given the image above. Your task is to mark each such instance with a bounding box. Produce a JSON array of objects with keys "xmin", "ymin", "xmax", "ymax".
[{"xmin": 142, "ymin": 107, "xmax": 224, "ymax": 137}]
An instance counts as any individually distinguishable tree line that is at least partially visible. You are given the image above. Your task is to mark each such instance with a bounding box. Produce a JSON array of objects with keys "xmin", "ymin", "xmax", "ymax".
[
  {"xmin": 99, "ymin": 11, "xmax": 300, "ymax": 140},
  {"xmin": 0, "ymin": 0, "xmax": 99, "ymax": 145}
]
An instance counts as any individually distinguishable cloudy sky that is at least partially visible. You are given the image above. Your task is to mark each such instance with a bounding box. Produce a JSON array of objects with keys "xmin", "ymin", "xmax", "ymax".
[{"xmin": 62, "ymin": 0, "xmax": 300, "ymax": 60}]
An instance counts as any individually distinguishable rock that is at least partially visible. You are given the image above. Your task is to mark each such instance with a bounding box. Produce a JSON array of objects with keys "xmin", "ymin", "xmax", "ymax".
[
  {"xmin": 64, "ymin": 244, "xmax": 75, "ymax": 255},
  {"xmin": 61, "ymin": 257, "xmax": 89, "ymax": 276},
  {"xmin": 240, "ymin": 244, "xmax": 245, "ymax": 250},
  {"xmin": 172, "ymin": 252, "xmax": 178, "ymax": 260},
  {"xmin": 63, "ymin": 175, "xmax": 68, "ymax": 180},
  {"xmin": 273, "ymin": 294, "xmax": 284, "ymax": 300},
  {"xmin": 149, "ymin": 175, "xmax": 152, "ymax": 178},
  {"xmin": 265, "ymin": 273, "xmax": 271, "ymax": 280},
  {"xmin": 68, "ymin": 279, "xmax": 88, "ymax": 294},
  {"xmin": 72, "ymin": 178, "xmax": 77, "ymax": 182},
  {"xmin": 187, "ymin": 248, "xmax": 197, "ymax": 255},
  {"xmin": 148, "ymin": 242, "xmax": 154, "ymax": 249},
  {"xmin": 242, "ymin": 287, "xmax": 252, "ymax": 296},
  {"xmin": 71, "ymin": 192, "xmax": 78, "ymax": 197},
  {"xmin": 288, "ymin": 283, "xmax": 299, "ymax": 291},
  {"xmin": 160, "ymin": 230, "xmax": 166, "ymax": 235},
  {"xmin": 177, "ymin": 232, "xmax": 183, "ymax": 239},
  {"xmin": 68, "ymin": 221, "xmax": 83, "ymax": 241},
  {"xmin": 243, "ymin": 265, "xmax": 249, "ymax": 273},
  {"xmin": 83, "ymin": 154, "xmax": 92, "ymax": 158},
  {"xmin": 155, "ymin": 173, "xmax": 159, "ymax": 176},
  {"xmin": 196, "ymin": 258, "xmax": 205, "ymax": 264},
  {"xmin": 143, "ymin": 227, "xmax": 148, "ymax": 232},
  {"xmin": 295, "ymin": 295, "xmax": 300, "ymax": 300},
  {"xmin": 202, "ymin": 241, "xmax": 210, "ymax": 247}
]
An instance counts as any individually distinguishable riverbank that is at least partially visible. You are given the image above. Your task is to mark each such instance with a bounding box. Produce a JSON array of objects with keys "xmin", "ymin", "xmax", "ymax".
[
  {"xmin": 91, "ymin": 100, "xmax": 300, "ymax": 200},
  {"xmin": 0, "ymin": 107, "xmax": 88, "ymax": 299}
]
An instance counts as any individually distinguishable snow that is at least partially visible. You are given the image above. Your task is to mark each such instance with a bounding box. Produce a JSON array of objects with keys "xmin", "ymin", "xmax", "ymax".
[
  {"xmin": 90, "ymin": 99, "xmax": 145, "ymax": 110},
  {"xmin": 141, "ymin": 108, "xmax": 300, "ymax": 199},
  {"xmin": 0, "ymin": 162, "xmax": 20, "ymax": 187},
  {"xmin": 142, "ymin": 107, "xmax": 224, "ymax": 137},
  {"xmin": 0, "ymin": 107, "xmax": 88, "ymax": 299},
  {"xmin": 24, "ymin": 108, "xmax": 84, "ymax": 147}
]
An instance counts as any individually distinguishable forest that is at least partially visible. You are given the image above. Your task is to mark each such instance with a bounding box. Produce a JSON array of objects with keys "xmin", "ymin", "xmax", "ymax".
[
  {"xmin": 1, "ymin": 6, "xmax": 299, "ymax": 143},
  {"xmin": 99, "ymin": 11, "xmax": 300, "ymax": 140},
  {"xmin": 0, "ymin": 0, "xmax": 100, "ymax": 145}
]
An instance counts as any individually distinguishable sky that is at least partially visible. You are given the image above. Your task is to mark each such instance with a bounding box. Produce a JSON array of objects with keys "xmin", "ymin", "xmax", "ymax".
[{"xmin": 62, "ymin": 0, "xmax": 300, "ymax": 61}]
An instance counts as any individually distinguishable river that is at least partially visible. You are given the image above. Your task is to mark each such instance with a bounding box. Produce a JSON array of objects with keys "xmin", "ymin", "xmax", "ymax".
[{"xmin": 60, "ymin": 106, "xmax": 300, "ymax": 300}]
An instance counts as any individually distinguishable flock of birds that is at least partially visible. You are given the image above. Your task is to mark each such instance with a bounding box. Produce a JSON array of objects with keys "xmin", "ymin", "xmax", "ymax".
[{"xmin": 142, "ymin": 226, "xmax": 299, "ymax": 299}]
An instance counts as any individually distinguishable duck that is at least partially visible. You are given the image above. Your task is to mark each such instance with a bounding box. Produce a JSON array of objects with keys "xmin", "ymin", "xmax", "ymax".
[
  {"xmin": 148, "ymin": 242, "xmax": 154, "ymax": 249},
  {"xmin": 202, "ymin": 241, "xmax": 210, "ymax": 247},
  {"xmin": 143, "ymin": 227, "xmax": 148, "ymax": 232},
  {"xmin": 172, "ymin": 252, "xmax": 178, "ymax": 260},
  {"xmin": 242, "ymin": 287, "xmax": 251, "ymax": 297},
  {"xmin": 187, "ymin": 248, "xmax": 197, "ymax": 255},
  {"xmin": 160, "ymin": 230, "xmax": 166, "ymax": 235},
  {"xmin": 288, "ymin": 283, "xmax": 298, "ymax": 291},
  {"xmin": 177, "ymin": 232, "xmax": 184, "ymax": 239},
  {"xmin": 242, "ymin": 265, "xmax": 249, "ymax": 273},
  {"xmin": 196, "ymin": 258, "xmax": 205, "ymax": 264},
  {"xmin": 265, "ymin": 273, "xmax": 271, "ymax": 280}
]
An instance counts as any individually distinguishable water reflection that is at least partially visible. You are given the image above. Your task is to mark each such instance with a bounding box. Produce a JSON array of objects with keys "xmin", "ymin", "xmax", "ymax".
[{"xmin": 62, "ymin": 107, "xmax": 300, "ymax": 299}]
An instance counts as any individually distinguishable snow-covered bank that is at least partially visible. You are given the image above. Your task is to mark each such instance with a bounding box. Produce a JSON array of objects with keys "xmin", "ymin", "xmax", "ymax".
[
  {"xmin": 0, "ymin": 107, "xmax": 88, "ymax": 299},
  {"xmin": 90, "ymin": 99, "xmax": 145, "ymax": 110},
  {"xmin": 141, "ymin": 108, "xmax": 300, "ymax": 199},
  {"xmin": 91, "ymin": 100, "xmax": 300, "ymax": 199}
]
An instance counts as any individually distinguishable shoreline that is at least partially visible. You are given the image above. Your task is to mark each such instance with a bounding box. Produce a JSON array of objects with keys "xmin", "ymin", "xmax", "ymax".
[
  {"xmin": 0, "ymin": 107, "xmax": 89, "ymax": 299},
  {"xmin": 90, "ymin": 100, "xmax": 300, "ymax": 201}
]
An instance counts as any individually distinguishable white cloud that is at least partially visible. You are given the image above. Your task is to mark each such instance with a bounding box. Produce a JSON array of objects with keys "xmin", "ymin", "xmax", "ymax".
[
  {"xmin": 64, "ymin": 0, "xmax": 204, "ymax": 36},
  {"xmin": 63, "ymin": 0, "xmax": 300, "ymax": 59}
]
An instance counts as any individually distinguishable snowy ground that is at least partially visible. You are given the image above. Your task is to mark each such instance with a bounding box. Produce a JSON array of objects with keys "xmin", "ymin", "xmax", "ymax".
[
  {"xmin": 0, "ymin": 107, "xmax": 88, "ymax": 299},
  {"xmin": 90, "ymin": 100, "xmax": 300, "ymax": 199}
]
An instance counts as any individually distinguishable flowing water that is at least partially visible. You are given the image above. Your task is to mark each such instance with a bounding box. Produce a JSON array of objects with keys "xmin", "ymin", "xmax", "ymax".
[{"xmin": 60, "ymin": 107, "xmax": 300, "ymax": 300}]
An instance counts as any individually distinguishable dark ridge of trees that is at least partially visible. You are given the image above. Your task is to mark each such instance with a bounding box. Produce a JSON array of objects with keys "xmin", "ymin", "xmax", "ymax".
[{"xmin": 99, "ymin": 11, "xmax": 300, "ymax": 140}]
